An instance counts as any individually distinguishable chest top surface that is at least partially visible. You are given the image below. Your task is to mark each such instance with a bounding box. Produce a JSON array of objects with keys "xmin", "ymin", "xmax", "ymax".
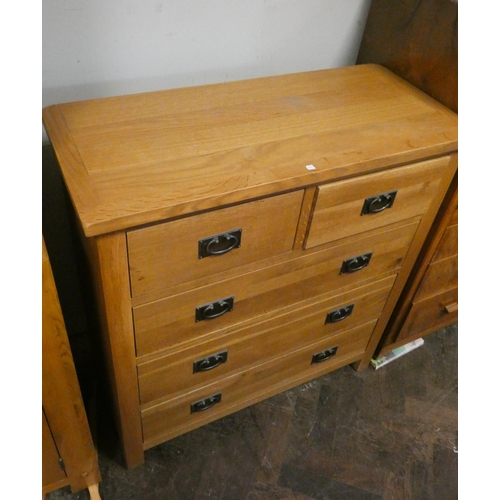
[{"xmin": 42, "ymin": 64, "xmax": 458, "ymax": 237}]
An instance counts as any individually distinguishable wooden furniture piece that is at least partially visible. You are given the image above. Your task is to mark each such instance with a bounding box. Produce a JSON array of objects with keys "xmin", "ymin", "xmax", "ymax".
[
  {"xmin": 379, "ymin": 177, "xmax": 457, "ymax": 353},
  {"xmin": 42, "ymin": 64, "xmax": 458, "ymax": 468},
  {"xmin": 357, "ymin": 0, "xmax": 458, "ymax": 355},
  {"xmin": 42, "ymin": 238, "xmax": 101, "ymax": 498},
  {"xmin": 356, "ymin": 0, "xmax": 457, "ymax": 113}
]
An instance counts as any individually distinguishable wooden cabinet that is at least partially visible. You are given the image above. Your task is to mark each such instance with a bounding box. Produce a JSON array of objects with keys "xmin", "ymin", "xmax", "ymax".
[
  {"xmin": 376, "ymin": 176, "xmax": 458, "ymax": 355},
  {"xmin": 42, "ymin": 64, "xmax": 458, "ymax": 468},
  {"xmin": 357, "ymin": 0, "xmax": 458, "ymax": 355},
  {"xmin": 42, "ymin": 238, "xmax": 101, "ymax": 498}
]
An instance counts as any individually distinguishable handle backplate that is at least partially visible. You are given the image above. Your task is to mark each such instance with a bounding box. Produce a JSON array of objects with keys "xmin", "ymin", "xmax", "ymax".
[
  {"xmin": 325, "ymin": 304, "xmax": 354, "ymax": 324},
  {"xmin": 198, "ymin": 229, "xmax": 242, "ymax": 259},
  {"xmin": 190, "ymin": 393, "xmax": 222, "ymax": 413},
  {"xmin": 195, "ymin": 296, "xmax": 234, "ymax": 322},
  {"xmin": 193, "ymin": 350, "xmax": 228, "ymax": 373},
  {"xmin": 340, "ymin": 252, "xmax": 372, "ymax": 274},
  {"xmin": 361, "ymin": 190, "xmax": 398, "ymax": 215},
  {"xmin": 311, "ymin": 345, "xmax": 338, "ymax": 364}
]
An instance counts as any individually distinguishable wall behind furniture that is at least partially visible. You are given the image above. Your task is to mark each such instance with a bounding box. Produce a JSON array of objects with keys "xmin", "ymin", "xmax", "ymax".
[
  {"xmin": 42, "ymin": 0, "xmax": 372, "ymax": 337},
  {"xmin": 43, "ymin": 0, "xmax": 372, "ymax": 136}
]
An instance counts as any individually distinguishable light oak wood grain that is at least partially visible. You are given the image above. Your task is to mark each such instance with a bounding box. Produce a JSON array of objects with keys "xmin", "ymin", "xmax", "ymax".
[
  {"xmin": 42, "ymin": 238, "xmax": 101, "ymax": 495},
  {"xmin": 82, "ymin": 233, "xmax": 144, "ymax": 468},
  {"xmin": 42, "ymin": 410, "xmax": 66, "ymax": 489},
  {"xmin": 430, "ymin": 221, "xmax": 457, "ymax": 263},
  {"xmin": 141, "ymin": 320, "xmax": 376, "ymax": 448},
  {"xmin": 393, "ymin": 287, "xmax": 458, "ymax": 346},
  {"xmin": 357, "ymin": 0, "xmax": 458, "ymax": 357},
  {"xmin": 137, "ymin": 276, "xmax": 395, "ymax": 405},
  {"xmin": 42, "ymin": 65, "xmax": 457, "ymax": 236},
  {"xmin": 294, "ymin": 186, "xmax": 317, "ymax": 249},
  {"xmin": 133, "ymin": 220, "xmax": 417, "ymax": 356},
  {"xmin": 128, "ymin": 190, "xmax": 303, "ymax": 297},
  {"xmin": 305, "ymin": 156, "xmax": 450, "ymax": 248},
  {"xmin": 355, "ymin": 153, "xmax": 457, "ymax": 369},
  {"xmin": 44, "ymin": 65, "xmax": 458, "ymax": 466},
  {"xmin": 414, "ymin": 255, "xmax": 458, "ymax": 302},
  {"xmin": 377, "ymin": 173, "xmax": 458, "ymax": 354}
]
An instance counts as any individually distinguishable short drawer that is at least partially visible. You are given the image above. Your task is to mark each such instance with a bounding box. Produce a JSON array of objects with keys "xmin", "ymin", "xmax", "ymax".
[
  {"xmin": 133, "ymin": 220, "xmax": 418, "ymax": 356},
  {"xmin": 414, "ymin": 254, "xmax": 457, "ymax": 302},
  {"xmin": 305, "ymin": 156, "xmax": 451, "ymax": 249},
  {"xmin": 137, "ymin": 275, "xmax": 395, "ymax": 404},
  {"xmin": 127, "ymin": 190, "xmax": 304, "ymax": 297},
  {"xmin": 141, "ymin": 320, "xmax": 376, "ymax": 448},
  {"xmin": 397, "ymin": 287, "xmax": 458, "ymax": 342}
]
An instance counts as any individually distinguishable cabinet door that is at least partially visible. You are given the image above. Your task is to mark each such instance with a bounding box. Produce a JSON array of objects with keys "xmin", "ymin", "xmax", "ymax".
[{"xmin": 42, "ymin": 410, "xmax": 66, "ymax": 488}]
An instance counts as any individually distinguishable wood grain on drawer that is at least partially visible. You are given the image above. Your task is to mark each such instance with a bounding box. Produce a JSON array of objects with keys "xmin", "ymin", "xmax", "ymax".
[
  {"xmin": 305, "ymin": 156, "xmax": 451, "ymax": 249},
  {"xmin": 127, "ymin": 191, "xmax": 303, "ymax": 297},
  {"xmin": 414, "ymin": 254, "xmax": 457, "ymax": 302},
  {"xmin": 137, "ymin": 275, "xmax": 395, "ymax": 404},
  {"xmin": 397, "ymin": 287, "xmax": 458, "ymax": 343},
  {"xmin": 133, "ymin": 220, "xmax": 418, "ymax": 356},
  {"xmin": 431, "ymin": 222, "xmax": 457, "ymax": 263},
  {"xmin": 141, "ymin": 320, "xmax": 376, "ymax": 448}
]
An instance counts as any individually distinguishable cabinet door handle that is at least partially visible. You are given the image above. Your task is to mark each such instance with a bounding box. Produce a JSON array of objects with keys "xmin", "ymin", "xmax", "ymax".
[
  {"xmin": 361, "ymin": 190, "xmax": 398, "ymax": 215},
  {"xmin": 198, "ymin": 229, "xmax": 242, "ymax": 259},
  {"xmin": 195, "ymin": 296, "xmax": 234, "ymax": 322},
  {"xmin": 193, "ymin": 351, "xmax": 228, "ymax": 373},
  {"xmin": 311, "ymin": 346, "xmax": 338, "ymax": 364},
  {"xmin": 325, "ymin": 304, "xmax": 354, "ymax": 324},
  {"xmin": 190, "ymin": 393, "xmax": 222, "ymax": 413},
  {"xmin": 340, "ymin": 253, "xmax": 372, "ymax": 274}
]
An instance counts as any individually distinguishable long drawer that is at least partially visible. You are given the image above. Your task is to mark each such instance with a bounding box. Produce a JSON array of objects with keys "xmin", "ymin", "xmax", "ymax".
[
  {"xmin": 127, "ymin": 190, "xmax": 304, "ymax": 297},
  {"xmin": 305, "ymin": 156, "xmax": 451, "ymax": 249},
  {"xmin": 141, "ymin": 320, "xmax": 376, "ymax": 448},
  {"xmin": 133, "ymin": 219, "xmax": 419, "ymax": 356},
  {"xmin": 137, "ymin": 275, "xmax": 395, "ymax": 404}
]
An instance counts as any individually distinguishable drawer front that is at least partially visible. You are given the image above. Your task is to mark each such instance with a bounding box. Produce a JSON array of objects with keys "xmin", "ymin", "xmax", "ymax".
[
  {"xmin": 141, "ymin": 320, "xmax": 376, "ymax": 447},
  {"xmin": 134, "ymin": 220, "xmax": 418, "ymax": 356},
  {"xmin": 414, "ymin": 254, "xmax": 457, "ymax": 302},
  {"xmin": 137, "ymin": 275, "xmax": 395, "ymax": 404},
  {"xmin": 431, "ymin": 222, "xmax": 458, "ymax": 263},
  {"xmin": 128, "ymin": 190, "xmax": 304, "ymax": 297},
  {"xmin": 305, "ymin": 156, "xmax": 451, "ymax": 249},
  {"xmin": 398, "ymin": 287, "xmax": 458, "ymax": 342}
]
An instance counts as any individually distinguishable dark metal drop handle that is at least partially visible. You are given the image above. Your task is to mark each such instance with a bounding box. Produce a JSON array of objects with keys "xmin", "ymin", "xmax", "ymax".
[
  {"xmin": 367, "ymin": 194, "xmax": 393, "ymax": 213},
  {"xmin": 325, "ymin": 304, "xmax": 354, "ymax": 324},
  {"xmin": 196, "ymin": 299, "xmax": 233, "ymax": 321},
  {"xmin": 193, "ymin": 351, "xmax": 228, "ymax": 373},
  {"xmin": 198, "ymin": 229, "xmax": 242, "ymax": 259},
  {"xmin": 190, "ymin": 393, "xmax": 222, "ymax": 413},
  {"xmin": 311, "ymin": 346, "xmax": 338, "ymax": 364},
  {"xmin": 340, "ymin": 253, "xmax": 372, "ymax": 274},
  {"xmin": 347, "ymin": 257, "xmax": 369, "ymax": 272},
  {"xmin": 206, "ymin": 233, "xmax": 240, "ymax": 256},
  {"xmin": 361, "ymin": 190, "xmax": 398, "ymax": 215}
]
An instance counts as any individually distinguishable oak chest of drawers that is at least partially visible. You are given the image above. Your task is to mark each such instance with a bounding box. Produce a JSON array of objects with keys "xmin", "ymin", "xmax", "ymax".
[{"xmin": 42, "ymin": 64, "xmax": 458, "ymax": 468}]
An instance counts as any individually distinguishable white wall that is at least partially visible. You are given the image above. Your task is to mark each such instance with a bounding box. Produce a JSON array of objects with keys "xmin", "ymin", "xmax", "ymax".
[{"xmin": 43, "ymin": 0, "xmax": 371, "ymax": 140}]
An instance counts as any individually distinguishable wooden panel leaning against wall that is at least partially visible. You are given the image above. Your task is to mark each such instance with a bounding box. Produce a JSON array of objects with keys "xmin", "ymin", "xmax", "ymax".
[
  {"xmin": 42, "ymin": 237, "xmax": 102, "ymax": 499},
  {"xmin": 356, "ymin": 0, "xmax": 457, "ymax": 113},
  {"xmin": 356, "ymin": 0, "xmax": 458, "ymax": 356}
]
